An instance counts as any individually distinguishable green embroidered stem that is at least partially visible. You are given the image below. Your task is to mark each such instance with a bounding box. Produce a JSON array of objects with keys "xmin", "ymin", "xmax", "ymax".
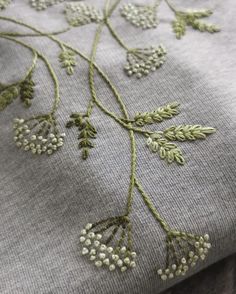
[
  {"xmin": 135, "ymin": 178, "xmax": 170, "ymax": 233},
  {"xmin": 88, "ymin": 0, "xmax": 137, "ymax": 218},
  {"xmin": 0, "ymin": 27, "xmax": 70, "ymax": 37},
  {"xmin": 165, "ymin": 0, "xmax": 177, "ymax": 13},
  {"xmin": 105, "ymin": 19, "xmax": 130, "ymax": 51},
  {"xmin": 0, "ymin": 35, "xmax": 60, "ymax": 115},
  {"xmin": 0, "ymin": 16, "xmax": 153, "ymax": 134}
]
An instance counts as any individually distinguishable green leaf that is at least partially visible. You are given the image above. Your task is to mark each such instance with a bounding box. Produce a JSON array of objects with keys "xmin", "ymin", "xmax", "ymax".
[
  {"xmin": 134, "ymin": 102, "xmax": 180, "ymax": 126},
  {"xmin": 164, "ymin": 125, "xmax": 216, "ymax": 141},
  {"xmin": 0, "ymin": 85, "xmax": 19, "ymax": 111},
  {"xmin": 147, "ymin": 133, "xmax": 185, "ymax": 165},
  {"xmin": 59, "ymin": 49, "xmax": 76, "ymax": 75}
]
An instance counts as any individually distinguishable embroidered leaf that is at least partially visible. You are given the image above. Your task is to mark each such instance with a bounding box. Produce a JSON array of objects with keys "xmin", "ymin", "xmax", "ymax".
[
  {"xmin": 0, "ymin": 0, "xmax": 11, "ymax": 10},
  {"xmin": 29, "ymin": 0, "xmax": 65, "ymax": 11},
  {"xmin": 157, "ymin": 230, "xmax": 211, "ymax": 280},
  {"xmin": 172, "ymin": 16, "xmax": 186, "ymax": 39},
  {"xmin": 172, "ymin": 10, "xmax": 220, "ymax": 39},
  {"xmin": 147, "ymin": 133, "xmax": 185, "ymax": 165},
  {"xmin": 164, "ymin": 125, "xmax": 216, "ymax": 141},
  {"xmin": 13, "ymin": 115, "xmax": 65, "ymax": 155},
  {"xmin": 79, "ymin": 216, "xmax": 137, "ymax": 272},
  {"xmin": 19, "ymin": 72, "xmax": 35, "ymax": 108},
  {"xmin": 59, "ymin": 49, "xmax": 76, "ymax": 75},
  {"xmin": 124, "ymin": 45, "xmax": 167, "ymax": 78},
  {"xmin": 190, "ymin": 19, "xmax": 220, "ymax": 33},
  {"xmin": 0, "ymin": 86, "xmax": 19, "ymax": 111},
  {"xmin": 120, "ymin": 3, "xmax": 159, "ymax": 30},
  {"xmin": 66, "ymin": 113, "xmax": 97, "ymax": 159},
  {"xmin": 64, "ymin": 3, "xmax": 103, "ymax": 27},
  {"xmin": 134, "ymin": 102, "xmax": 180, "ymax": 126}
]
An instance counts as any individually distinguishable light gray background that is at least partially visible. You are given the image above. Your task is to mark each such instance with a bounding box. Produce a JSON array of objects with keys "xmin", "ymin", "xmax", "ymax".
[{"xmin": 0, "ymin": 0, "xmax": 235, "ymax": 293}]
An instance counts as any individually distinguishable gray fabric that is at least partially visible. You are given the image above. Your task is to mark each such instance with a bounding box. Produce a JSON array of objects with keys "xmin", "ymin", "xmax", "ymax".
[
  {"xmin": 0, "ymin": 0, "xmax": 236, "ymax": 293},
  {"xmin": 162, "ymin": 254, "xmax": 236, "ymax": 294}
]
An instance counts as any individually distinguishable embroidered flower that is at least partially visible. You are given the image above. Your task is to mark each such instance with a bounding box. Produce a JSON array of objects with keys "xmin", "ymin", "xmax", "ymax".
[
  {"xmin": 79, "ymin": 217, "xmax": 137, "ymax": 273},
  {"xmin": 65, "ymin": 2, "xmax": 103, "ymax": 27},
  {"xmin": 157, "ymin": 231, "xmax": 211, "ymax": 280},
  {"xmin": 124, "ymin": 45, "xmax": 167, "ymax": 78},
  {"xmin": 29, "ymin": 0, "xmax": 64, "ymax": 11},
  {"xmin": 120, "ymin": 3, "xmax": 159, "ymax": 29},
  {"xmin": 13, "ymin": 116, "xmax": 65, "ymax": 155}
]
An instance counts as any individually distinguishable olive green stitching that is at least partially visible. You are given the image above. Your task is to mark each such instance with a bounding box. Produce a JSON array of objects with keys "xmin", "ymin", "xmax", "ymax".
[
  {"xmin": 66, "ymin": 113, "xmax": 97, "ymax": 159},
  {"xmin": 131, "ymin": 102, "xmax": 180, "ymax": 126},
  {"xmin": 165, "ymin": 0, "xmax": 220, "ymax": 39},
  {"xmin": 0, "ymin": 0, "xmax": 10, "ymax": 10},
  {"xmin": 120, "ymin": 1, "xmax": 160, "ymax": 29},
  {"xmin": 0, "ymin": 0, "xmax": 217, "ymax": 279},
  {"xmin": 59, "ymin": 48, "xmax": 76, "ymax": 75},
  {"xmin": 0, "ymin": 52, "xmax": 37, "ymax": 110},
  {"xmin": 0, "ymin": 35, "xmax": 65, "ymax": 155},
  {"xmin": 121, "ymin": 0, "xmax": 220, "ymax": 39}
]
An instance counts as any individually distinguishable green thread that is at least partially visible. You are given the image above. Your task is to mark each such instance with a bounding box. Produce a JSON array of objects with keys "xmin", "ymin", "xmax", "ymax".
[
  {"xmin": 133, "ymin": 102, "xmax": 180, "ymax": 126},
  {"xmin": 165, "ymin": 0, "xmax": 220, "ymax": 39},
  {"xmin": 66, "ymin": 113, "xmax": 97, "ymax": 159},
  {"xmin": 64, "ymin": 2, "xmax": 103, "ymax": 27},
  {"xmin": 0, "ymin": 51, "xmax": 37, "ymax": 110},
  {"xmin": 0, "ymin": 0, "xmax": 10, "ymax": 9},
  {"xmin": 120, "ymin": 1, "xmax": 160, "ymax": 30},
  {"xmin": 163, "ymin": 125, "xmax": 216, "ymax": 141},
  {"xmin": 59, "ymin": 48, "xmax": 76, "ymax": 75},
  {"xmin": 0, "ymin": 7, "xmax": 217, "ymax": 278},
  {"xmin": 0, "ymin": 85, "xmax": 19, "ymax": 111}
]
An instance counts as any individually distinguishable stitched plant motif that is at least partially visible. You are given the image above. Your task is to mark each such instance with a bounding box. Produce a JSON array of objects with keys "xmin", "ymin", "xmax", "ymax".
[
  {"xmin": 0, "ymin": 0, "xmax": 219, "ymax": 281},
  {"xmin": 0, "ymin": 0, "xmax": 10, "ymax": 10}
]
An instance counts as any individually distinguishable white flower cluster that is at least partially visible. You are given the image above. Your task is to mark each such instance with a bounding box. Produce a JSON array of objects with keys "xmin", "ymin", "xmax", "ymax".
[
  {"xmin": 13, "ymin": 118, "xmax": 65, "ymax": 155},
  {"xmin": 80, "ymin": 223, "xmax": 137, "ymax": 273},
  {"xmin": 125, "ymin": 45, "xmax": 167, "ymax": 78},
  {"xmin": 158, "ymin": 234, "xmax": 211, "ymax": 281},
  {"xmin": 65, "ymin": 3, "xmax": 103, "ymax": 27},
  {"xmin": 29, "ymin": 0, "xmax": 64, "ymax": 11},
  {"xmin": 120, "ymin": 3, "xmax": 158, "ymax": 29}
]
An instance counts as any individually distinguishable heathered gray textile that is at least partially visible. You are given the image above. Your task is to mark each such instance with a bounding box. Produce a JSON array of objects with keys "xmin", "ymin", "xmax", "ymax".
[
  {"xmin": 163, "ymin": 254, "xmax": 236, "ymax": 294},
  {"xmin": 0, "ymin": 0, "xmax": 236, "ymax": 293}
]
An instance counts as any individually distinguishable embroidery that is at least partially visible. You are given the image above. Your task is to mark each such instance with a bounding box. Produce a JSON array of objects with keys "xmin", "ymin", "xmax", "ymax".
[
  {"xmin": 66, "ymin": 113, "xmax": 97, "ymax": 159},
  {"xmin": 59, "ymin": 48, "xmax": 76, "ymax": 75},
  {"xmin": 120, "ymin": 2, "xmax": 160, "ymax": 29},
  {"xmin": 171, "ymin": 8, "xmax": 220, "ymax": 39},
  {"xmin": 124, "ymin": 45, "xmax": 166, "ymax": 78},
  {"xmin": 0, "ymin": 52, "xmax": 37, "ymax": 110},
  {"xmin": 65, "ymin": 3, "xmax": 103, "ymax": 27},
  {"xmin": 30, "ymin": 0, "xmax": 65, "ymax": 11},
  {"xmin": 121, "ymin": 0, "xmax": 220, "ymax": 39},
  {"xmin": 0, "ymin": 0, "xmax": 10, "ymax": 10},
  {"xmin": 0, "ymin": 0, "xmax": 219, "ymax": 280}
]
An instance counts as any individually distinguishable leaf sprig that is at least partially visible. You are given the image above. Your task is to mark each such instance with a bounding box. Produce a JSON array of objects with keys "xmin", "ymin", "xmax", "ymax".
[
  {"xmin": 19, "ymin": 72, "xmax": 35, "ymax": 107},
  {"xmin": 134, "ymin": 102, "xmax": 180, "ymax": 126},
  {"xmin": 66, "ymin": 113, "xmax": 97, "ymax": 159},
  {"xmin": 163, "ymin": 125, "xmax": 216, "ymax": 141},
  {"xmin": 0, "ymin": 85, "xmax": 19, "ymax": 111},
  {"xmin": 147, "ymin": 132, "xmax": 185, "ymax": 165},
  {"xmin": 172, "ymin": 9, "xmax": 220, "ymax": 39},
  {"xmin": 59, "ymin": 49, "xmax": 76, "ymax": 75}
]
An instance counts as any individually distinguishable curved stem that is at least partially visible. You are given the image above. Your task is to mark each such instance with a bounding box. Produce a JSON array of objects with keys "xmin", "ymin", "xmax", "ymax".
[
  {"xmin": 134, "ymin": 178, "xmax": 171, "ymax": 233},
  {"xmin": 105, "ymin": 19, "xmax": 130, "ymax": 51},
  {"xmin": 0, "ymin": 35, "xmax": 60, "ymax": 115},
  {"xmin": 0, "ymin": 16, "xmax": 155, "ymax": 136},
  {"xmin": 165, "ymin": 0, "xmax": 177, "ymax": 13},
  {"xmin": 0, "ymin": 27, "xmax": 70, "ymax": 37},
  {"xmin": 89, "ymin": 1, "xmax": 137, "ymax": 217}
]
